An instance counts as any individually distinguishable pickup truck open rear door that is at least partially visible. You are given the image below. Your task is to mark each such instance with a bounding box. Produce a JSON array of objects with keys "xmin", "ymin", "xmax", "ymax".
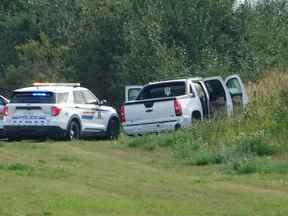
[
  {"xmin": 225, "ymin": 74, "xmax": 248, "ymax": 114},
  {"xmin": 203, "ymin": 77, "xmax": 233, "ymax": 118},
  {"xmin": 125, "ymin": 86, "xmax": 143, "ymax": 103}
]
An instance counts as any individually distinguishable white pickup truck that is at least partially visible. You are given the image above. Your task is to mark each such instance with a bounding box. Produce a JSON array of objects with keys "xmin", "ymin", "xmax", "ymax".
[{"xmin": 120, "ymin": 75, "xmax": 248, "ymax": 135}]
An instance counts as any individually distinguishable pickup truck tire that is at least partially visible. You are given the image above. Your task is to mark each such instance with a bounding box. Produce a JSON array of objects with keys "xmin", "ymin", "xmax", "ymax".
[
  {"xmin": 106, "ymin": 118, "xmax": 120, "ymax": 140},
  {"xmin": 66, "ymin": 120, "xmax": 80, "ymax": 141},
  {"xmin": 192, "ymin": 111, "xmax": 202, "ymax": 122},
  {"xmin": 175, "ymin": 124, "xmax": 181, "ymax": 131}
]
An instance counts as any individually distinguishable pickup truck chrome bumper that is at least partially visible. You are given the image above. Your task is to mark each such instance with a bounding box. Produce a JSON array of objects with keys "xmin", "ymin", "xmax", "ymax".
[{"xmin": 122, "ymin": 118, "xmax": 187, "ymax": 135}]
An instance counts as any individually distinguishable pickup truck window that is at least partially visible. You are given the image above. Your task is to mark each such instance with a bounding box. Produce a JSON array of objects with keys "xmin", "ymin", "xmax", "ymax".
[
  {"xmin": 137, "ymin": 82, "xmax": 186, "ymax": 100},
  {"xmin": 128, "ymin": 88, "xmax": 141, "ymax": 101},
  {"xmin": 0, "ymin": 97, "xmax": 5, "ymax": 105},
  {"xmin": 226, "ymin": 78, "xmax": 242, "ymax": 95}
]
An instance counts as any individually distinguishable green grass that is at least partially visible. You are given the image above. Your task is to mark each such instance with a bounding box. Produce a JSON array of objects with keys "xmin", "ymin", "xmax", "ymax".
[{"xmin": 0, "ymin": 139, "xmax": 288, "ymax": 216}]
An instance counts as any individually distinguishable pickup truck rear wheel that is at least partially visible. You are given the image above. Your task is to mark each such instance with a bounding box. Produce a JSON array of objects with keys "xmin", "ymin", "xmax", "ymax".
[
  {"xmin": 106, "ymin": 118, "xmax": 120, "ymax": 140},
  {"xmin": 191, "ymin": 111, "xmax": 202, "ymax": 123}
]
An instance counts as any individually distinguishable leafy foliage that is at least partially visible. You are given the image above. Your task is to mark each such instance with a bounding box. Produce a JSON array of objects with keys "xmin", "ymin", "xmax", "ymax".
[{"xmin": 0, "ymin": 0, "xmax": 288, "ymax": 105}]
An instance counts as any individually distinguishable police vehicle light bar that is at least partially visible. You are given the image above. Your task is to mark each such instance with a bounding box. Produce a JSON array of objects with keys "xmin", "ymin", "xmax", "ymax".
[{"xmin": 33, "ymin": 83, "xmax": 80, "ymax": 87}]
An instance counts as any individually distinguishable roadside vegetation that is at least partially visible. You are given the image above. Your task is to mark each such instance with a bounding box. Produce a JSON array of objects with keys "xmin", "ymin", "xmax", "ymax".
[{"xmin": 122, "ymin": 72, "xmax": 288, "ymax": 174}]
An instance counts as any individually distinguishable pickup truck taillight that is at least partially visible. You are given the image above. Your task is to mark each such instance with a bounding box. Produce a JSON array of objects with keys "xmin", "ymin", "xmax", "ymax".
[
  {"xmin": 119, "ymin": 105, "xmax": 126, "ymax": 123},
  {"xmin": 3, "ymin": 106, "xmax": 8, "ymax": 117},
  {"xmin": 174, "ymin": 99, "xmax": 183, "ymax": 116},
  {"xmin": 51, "ymin": 106, "xmax": 62, "ymax": 116}
]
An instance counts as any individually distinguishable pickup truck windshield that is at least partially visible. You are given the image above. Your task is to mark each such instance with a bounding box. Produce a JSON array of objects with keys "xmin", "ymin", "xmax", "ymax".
[
  {"xmin": 11, "ymin": 92, "xmax": 55, "ymax": 104},
  {"xmin": 137, "ymin": 81, "xmax": 186, "ymax": 100}
]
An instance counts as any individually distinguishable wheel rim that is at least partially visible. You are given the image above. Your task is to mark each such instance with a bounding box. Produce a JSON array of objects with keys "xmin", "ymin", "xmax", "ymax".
[
  {"xmin": 109, "ymin": 120, "xmax": 118, "ymax": 139},
  {"xmin": 70, "ymin": 123, "xmax": 79, "ymax": 140}
]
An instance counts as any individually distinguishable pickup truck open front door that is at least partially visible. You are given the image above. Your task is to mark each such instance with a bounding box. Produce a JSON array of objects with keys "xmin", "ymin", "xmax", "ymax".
[
  {"xmin": 125, "ymin": 86, "xmax": 143, "ymax": 103},
  {"xmin": 225, "ymin": 74, "xmax": 248, "ymax": 114}
]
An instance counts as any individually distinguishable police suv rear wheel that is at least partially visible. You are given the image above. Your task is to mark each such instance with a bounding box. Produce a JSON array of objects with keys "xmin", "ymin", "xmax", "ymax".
[
  {"xmin": 67, "ymin": 120, "xmax": 80, "ymax": 141},
  {"xmin": 7, "ymin": 136, "xmax": 21, "ymax": 142}
]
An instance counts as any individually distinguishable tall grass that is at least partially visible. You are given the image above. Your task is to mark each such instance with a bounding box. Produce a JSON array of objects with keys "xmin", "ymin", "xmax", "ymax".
[{"xmin": 123, "ymin": 72, "xmax": 288, "ymax": 174}]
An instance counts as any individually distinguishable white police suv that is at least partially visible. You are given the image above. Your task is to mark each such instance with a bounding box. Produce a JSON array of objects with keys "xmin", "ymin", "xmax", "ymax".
[
  {"xmin": 3, "ymin": 83, "xmax": 120, "ymax": 141},
  {"xmin": 0, "ymin": 95, "xmax": 9, "ymax": 138}
]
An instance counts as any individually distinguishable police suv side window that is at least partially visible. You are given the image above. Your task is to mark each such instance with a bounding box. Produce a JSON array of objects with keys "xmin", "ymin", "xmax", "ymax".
[
  {"xmin": 82, "ymin": 90, "xmax": 98, "ymax": 104},
  {"xmin": 57, "ymin": 93, "xmax": 69, "ymax": 104},
  {"xmin": 73, "ymin": 91, "xmax": 86, "ymax": 104}
]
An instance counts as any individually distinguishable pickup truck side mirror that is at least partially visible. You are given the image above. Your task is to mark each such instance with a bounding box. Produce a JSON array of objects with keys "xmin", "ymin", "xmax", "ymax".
[{"xmin": 100, "ymin": 99, "xmax": 107, "ymax": 106}]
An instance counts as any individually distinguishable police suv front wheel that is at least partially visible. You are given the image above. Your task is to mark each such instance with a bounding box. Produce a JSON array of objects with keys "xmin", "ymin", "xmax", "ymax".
[{"xmin": 106, "ymin": 118, "xmax": 120, "ymax": 140}]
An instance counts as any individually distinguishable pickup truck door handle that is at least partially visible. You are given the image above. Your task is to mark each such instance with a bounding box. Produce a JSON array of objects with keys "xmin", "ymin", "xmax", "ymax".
[{"xmin": 146, "ymin": 109, "xmax": 153, "ymax": 113}]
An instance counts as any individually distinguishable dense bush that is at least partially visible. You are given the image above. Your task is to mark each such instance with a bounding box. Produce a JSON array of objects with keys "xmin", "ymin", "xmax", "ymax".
[{"xmin": 0, "ymin": 0, "xmax": 288, "ymax": 105}]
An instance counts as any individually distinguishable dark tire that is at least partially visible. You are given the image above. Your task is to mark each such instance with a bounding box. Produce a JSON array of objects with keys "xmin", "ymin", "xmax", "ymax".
[
  {"xmin": 106, "ymin": 118, "xmax": 120, "ymax": 140},
  {"xmin": 191, "ymin": 111, "xmax": 202, "ymax": 123},
  {"xmin": 175, "ymin": 123, "xmax": 181, "ymax": 131},
  {"xmin": 7, "ymin": 136, "xmax": 21, "ymax": 142},
  {"xmin": 66, "ymin": 120, "xmax": 80, "ymax": 141}
]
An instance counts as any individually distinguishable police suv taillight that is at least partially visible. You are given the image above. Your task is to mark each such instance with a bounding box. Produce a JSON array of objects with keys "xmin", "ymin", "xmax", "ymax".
[
  {"xmin": 174, "ymin": 99, "xmax": 183, "ymax": 116},
  {"xmin": 51, "ymin": 106, "xmax": 62, "ymax": 116},
  {"xmin": 119, "ymin": 105, "xmax": 126, "ymax": 123},
  {"xmin": 3, "ymin": 106, "xmax": 8, "ymax": 117}
]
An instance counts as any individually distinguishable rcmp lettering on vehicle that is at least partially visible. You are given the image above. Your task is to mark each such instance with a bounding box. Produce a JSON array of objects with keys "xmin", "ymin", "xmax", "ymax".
[{"xmin": 81, "ymin": 112, "xmax": 95, "ymax": 120}]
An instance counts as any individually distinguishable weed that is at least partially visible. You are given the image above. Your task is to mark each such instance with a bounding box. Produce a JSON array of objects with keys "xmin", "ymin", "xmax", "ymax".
[
  {"xmin": 0, "ymin": 163, "xmax": 34, "ymax": 175},
  {"xmin": 225, "ymin": 158, "xmax": 288, "ymax": 175},
  {"xmin": 59, "ymin": 156, "xmax": 80, "ymax": 162},
  {"xmin": 235, "ymin": 130, "xmax": 275, "ymax": 157}
]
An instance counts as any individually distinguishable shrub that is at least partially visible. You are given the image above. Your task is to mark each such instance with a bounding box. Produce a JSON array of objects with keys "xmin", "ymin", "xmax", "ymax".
[
  {"xmin": 225, "ymin": 158, "xmax": 288, "ymax": 175},
  {"xmin": 126, "ymin": 135, "xmax": 157, "ymax": 151},
  {"xmin": 236, "ymin": 130, "xmax": 275, "ymax": 157},
  {"xmin": 0, "ymin": 163, "xmax": 34, "ymax": 176}
]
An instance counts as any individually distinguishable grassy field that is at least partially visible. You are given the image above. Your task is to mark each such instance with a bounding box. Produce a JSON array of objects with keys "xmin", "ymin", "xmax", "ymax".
[{"xmin": 0, "ymin": 138, "xmax": 288, "ymax": 216}]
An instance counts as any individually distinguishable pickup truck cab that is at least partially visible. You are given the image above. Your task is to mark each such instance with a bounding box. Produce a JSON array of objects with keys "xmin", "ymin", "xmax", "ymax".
[
  {"xmin": 3, "ymin": 83, "xmax": 120, "ymax": 141},
  {"xmin": 120, "ymin": 75, "xmax": 248, "ymax": 135},
  {"xmin": 0, "ymin": 95, "xmax": 9, "ymax": 137}
]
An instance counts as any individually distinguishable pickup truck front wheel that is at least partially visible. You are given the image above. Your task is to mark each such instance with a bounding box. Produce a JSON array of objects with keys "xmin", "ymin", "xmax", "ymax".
[{"xmin": 106, "ymin": 118, "xmax": 120, "ymax": 140}]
